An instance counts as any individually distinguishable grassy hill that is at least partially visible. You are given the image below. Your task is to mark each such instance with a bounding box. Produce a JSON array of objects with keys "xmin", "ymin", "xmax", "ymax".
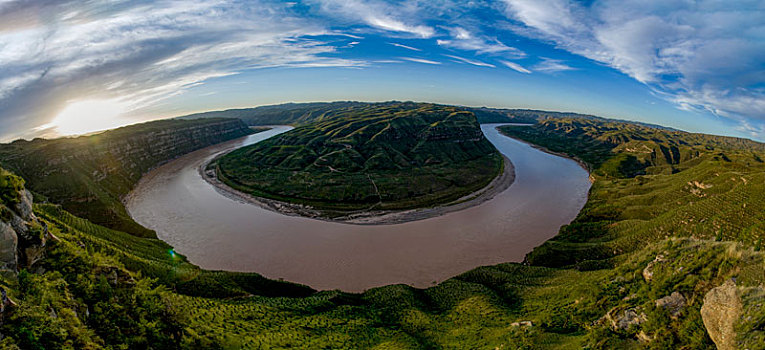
[
  {"xmin": 178, "ymin": 101, "xmax": 592, "ymax": 126},
  {"xmin": 0, "ymin": 118, "xmax": 258, "ymax": 237},
  {"xmin": 0, "ymin": 112, "xmax": 763, "ymax": 349},
  {"xmin": 499, "ymin": 118, "xmax": 765, "ymax": 267},
  {"xmin": 214, "ymin": 103, "xmax": 503, "ymax": 215},
  {"xmin": 179, "ymin": 101, "xmax": 370, "ymax": 125}
]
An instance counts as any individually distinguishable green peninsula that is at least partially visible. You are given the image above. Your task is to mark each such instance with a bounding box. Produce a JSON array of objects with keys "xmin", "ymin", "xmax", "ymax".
[{"xmin": 214, "ymin": 103, "xmax": 503, "ymax": 216}]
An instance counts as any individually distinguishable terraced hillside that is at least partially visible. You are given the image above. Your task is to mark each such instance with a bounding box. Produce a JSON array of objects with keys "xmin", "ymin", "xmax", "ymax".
[
  {"xmin": 180, "ymin": 101, "xmax": 370, "ymax": 125},
  {"xmin": 500, "ymin": 118, "xmax": 765, "ymax": 267},
  {"xmin": 179, "ymin": 100, "xmax": 597, "ymax": 126},
  {"xmin": 214, "ymin": 103, "xmax": 503, "ymax": 214},
  {"xmin": 0, "ymin": 114, "xmax": 763, "ymax": 349},
  {"xmin": 0, "ymin": 119, "xmax": 259, "ymax": 237}
]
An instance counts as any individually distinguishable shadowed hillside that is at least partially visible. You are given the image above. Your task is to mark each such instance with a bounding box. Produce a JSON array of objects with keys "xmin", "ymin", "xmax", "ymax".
[
  {"xmin": 0, "ymin": 118, "xmax": 259, "ymax": 237},
  {"xmin": 179, "ymin": 101, "xmax": 370, "ymax": 125}
]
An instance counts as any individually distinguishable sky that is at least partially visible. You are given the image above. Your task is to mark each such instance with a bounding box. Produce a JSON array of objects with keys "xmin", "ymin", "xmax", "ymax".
[{"xmin": 0, "ymin": 0, "xmax": 763, "ymax": 142}]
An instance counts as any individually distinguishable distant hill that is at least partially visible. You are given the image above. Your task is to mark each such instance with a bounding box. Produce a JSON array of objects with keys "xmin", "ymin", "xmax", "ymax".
[
  {"xmin": 178, "ymin": 101, "xmax": 681, "ymax": 133},
  {"xmin": 0, "ymin": 118, "xmax": 257, "ymax": 237},
  {"xmin": 214, "ymin": 102, "xmax": 503, "ymax": 214},
  {"xmin": 178, "ymin": 101, "xmax": 561, "ymax": 125},
  {"xmin": 178, "ymin": 101, "xmax": 371, "ymax": 125}
]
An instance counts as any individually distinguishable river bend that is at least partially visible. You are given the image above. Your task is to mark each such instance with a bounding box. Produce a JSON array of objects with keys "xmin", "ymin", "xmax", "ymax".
[{"xmin": 126, "ymin": 124, "xmax": 590, "ymax": 292}]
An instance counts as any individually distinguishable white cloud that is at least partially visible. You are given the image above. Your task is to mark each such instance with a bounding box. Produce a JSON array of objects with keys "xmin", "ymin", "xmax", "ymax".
[
  {"xmin": 533, "ymin": 58, "xmax": 576, "ymax": 73},
  {"xmin": 437, "ymin": 27, "xmax": 526, "ymax": 57},
  {"xmin": 311, "ymin": 0, "xmax": 434, "ymax": 38},
  {"xmin": 444, "ymin": 54, "xmax": 495, "ymax": 68},
  {"xmin": 400, "ymin": 57, "xmax": 441, "ymax": 65},
  {"xmin": 503, "ymin": 0, "xmax": 765, "ymax": 124},
  {"xmin": 388, "ymin": 42, "xmax": 421, "ymax": 51},
  {"xmin": 0, "ymin": 0, "xmax": 365, "ymax": 141},
  {"xmin": 500, "ymin": 60, "xmax": 531, "ymax": 74}
]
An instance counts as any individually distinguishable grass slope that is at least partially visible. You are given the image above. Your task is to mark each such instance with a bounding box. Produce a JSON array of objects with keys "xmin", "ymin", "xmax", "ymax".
[
  {"xmin": 215, "ymin": 103, "xmax": 503, "ymax": 214},
  {"xmin": 4, "ymin": 202, "xmax": 761, "ymax": 349},
  {"xmin": 499, "ymin": 118, "xmax": 765, "ymax": 267}
]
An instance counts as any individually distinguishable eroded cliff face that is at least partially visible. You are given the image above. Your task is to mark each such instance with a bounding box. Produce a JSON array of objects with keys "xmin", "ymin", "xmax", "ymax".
[
  {"xmin": 0, "ymin": 170, "xmax": 47, "ymax": 275},
  {"xmin": 0, "ymin": 118, "xmax": 254, "ymax": 237}
]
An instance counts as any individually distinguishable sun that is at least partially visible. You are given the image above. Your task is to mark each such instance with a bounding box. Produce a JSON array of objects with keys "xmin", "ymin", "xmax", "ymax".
[{"xmin": 51, "ymin": 99, "xmax": 130, "ymax": 136}]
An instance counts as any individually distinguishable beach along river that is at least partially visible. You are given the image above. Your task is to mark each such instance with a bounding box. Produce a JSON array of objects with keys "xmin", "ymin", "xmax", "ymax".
[{"xmin": 126, "ymin": 124, "xmax": 591, "ymax": 292}]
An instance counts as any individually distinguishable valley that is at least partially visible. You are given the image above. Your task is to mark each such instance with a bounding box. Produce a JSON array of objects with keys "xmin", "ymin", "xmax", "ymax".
[
  {"xmin": 125, "ymin": 123, "xmax": 589, "ymax": 291},
  {"xmin": 0, "ymin": 103, "xmax": 762, "ymax": 349}
]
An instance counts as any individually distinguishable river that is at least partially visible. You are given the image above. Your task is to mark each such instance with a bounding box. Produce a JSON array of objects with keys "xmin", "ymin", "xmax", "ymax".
[{"xmin": 126, "ymin": 124, "xmax": 591, "ymax": 292}]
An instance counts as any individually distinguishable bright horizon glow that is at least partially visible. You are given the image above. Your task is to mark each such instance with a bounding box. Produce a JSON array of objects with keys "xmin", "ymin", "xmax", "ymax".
[{"xmin": 50, "ymin": 99, "xmax": 130, "ymax": 136}]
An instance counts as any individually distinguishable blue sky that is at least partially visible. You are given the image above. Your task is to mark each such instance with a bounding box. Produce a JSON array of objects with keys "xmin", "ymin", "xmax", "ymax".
[{"xmin": 0, "ymin": 0, "xmax": 763, "ymax": 141}]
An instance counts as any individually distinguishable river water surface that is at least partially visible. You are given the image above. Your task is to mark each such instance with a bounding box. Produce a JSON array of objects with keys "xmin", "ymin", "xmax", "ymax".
[{"xmin": 126, "ymin": 124, "xmax": 590, "ymax": 292}]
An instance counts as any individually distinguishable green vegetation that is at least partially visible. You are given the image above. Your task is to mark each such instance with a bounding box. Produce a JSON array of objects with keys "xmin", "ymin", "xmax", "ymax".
[
  {"xmin": 215, "ymin": 103, "xmax": 503, "ymax": 215},
  {"xmin": 499, "ymin": 118, "xmax": 765, "ymax": 266},
  {"xmin": 1, "ymin": 112, "xmax": 764, "ymax": 348},
  {"xmin": 180, "ymin": 101, "xmax": 371, "ymax": 125},
  {"xmin": 3, "ymin": 201, "xmax": 761, "ymax": 348},
  {"xmin": 0, "ymin": 168, "xmax": 24, "ymax": 207},
  {"xmin": 179, "ymin": 100, "xmax": 598, "ymax": 126},
  {"xmin": 0, "ymin": 118, "xmax": 257, "ymax": 237}
]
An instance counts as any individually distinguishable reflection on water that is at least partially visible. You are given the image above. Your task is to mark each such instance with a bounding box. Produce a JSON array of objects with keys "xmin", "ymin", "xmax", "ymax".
[{"xmin": 126, "ymin": 124, "xmax": 591, "ymax": 292}]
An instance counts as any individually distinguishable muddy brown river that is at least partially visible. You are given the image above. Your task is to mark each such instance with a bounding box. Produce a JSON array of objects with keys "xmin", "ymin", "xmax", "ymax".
[{"xmin": 126, "ymin": 124, "xmax": 591, "ymax": 292}]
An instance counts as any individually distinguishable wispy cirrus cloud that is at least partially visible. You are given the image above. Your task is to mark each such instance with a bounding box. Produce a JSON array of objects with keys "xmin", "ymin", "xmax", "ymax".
[
  {"xmin": 437, "ymin": 27, "xmax": 525, "ymax": 57},
  {"xmin": 2, "ymin": 0, "xmax": 763, "ymax": 141},
  {"xmin": 444, "ymin": 54, "xmax": 495, "ymax": 68},
  {"xmin": 399, "ymin": 57, "xmax": 441, "ymax": 65},
  {"xmin": 533, "ymin": 57, "xmax": 576, "ymax": 73},
  {"xmin": 503, "ymin": 0, "xmax": 765, "ymax": 133},
  {"xmin": 500, "ymin": 60, "xmax": 531, "ymax": 74},
  {"xmin": 388, "ymin": 42, "xmax": 421, "ymax": 51},
  {"xmin": 0, "ymin": 0, "xmax": 363, "ymax": 141},
  {"xmin": 309, "ymin": 0, "xmax": 435, "ymax": 38}
]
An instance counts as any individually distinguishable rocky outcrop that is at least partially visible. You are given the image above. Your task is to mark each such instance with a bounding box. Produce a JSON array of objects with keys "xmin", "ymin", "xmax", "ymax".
[
  {"xmin": 605, "ymin": 307, "xmax": 647, "ymax": 331},
  {"xmin": 642, "ymin": 254, "xmax": 665, "ymax": 283},
  {"xmin": 655, "ymin": 292, "xmax": 686, "ymax": 318},
  {"xmin": 0, "ymin": 223, "xmax": 17, "ymax": 272},
  {"xmin": 701, "ymin": 280, "xmax": 741, "ymax": 350},
  {"xmin": 1, "ymin": 170, "xmax": 47, "ymax": 275}
]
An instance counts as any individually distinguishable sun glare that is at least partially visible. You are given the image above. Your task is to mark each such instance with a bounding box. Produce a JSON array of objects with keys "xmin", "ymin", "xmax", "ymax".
[{"xmin": 51, "ymin": 99, "xmax": 130, "ymax": 136}]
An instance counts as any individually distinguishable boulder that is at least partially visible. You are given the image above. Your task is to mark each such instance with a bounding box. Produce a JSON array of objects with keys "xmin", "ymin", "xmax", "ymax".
[
  {"xmin": 701, "ymin": 280, "xmax": 741, "ymax": 350},
  {"xmin": 642, "ymin": 254, "xmax": 665, "ymax": 283},
  {"xmin": 655, "ymin": 292, "xmax": 686, "ymax": 318},
  {"xmin": 606, "ymin": 307, "xmax": 647, "ymax": 331}
]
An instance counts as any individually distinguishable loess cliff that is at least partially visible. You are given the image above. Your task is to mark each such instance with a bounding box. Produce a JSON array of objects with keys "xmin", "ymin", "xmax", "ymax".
[{"xmin": 0, "ymin": 118, "xmax": 255, "ymax": 237}]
